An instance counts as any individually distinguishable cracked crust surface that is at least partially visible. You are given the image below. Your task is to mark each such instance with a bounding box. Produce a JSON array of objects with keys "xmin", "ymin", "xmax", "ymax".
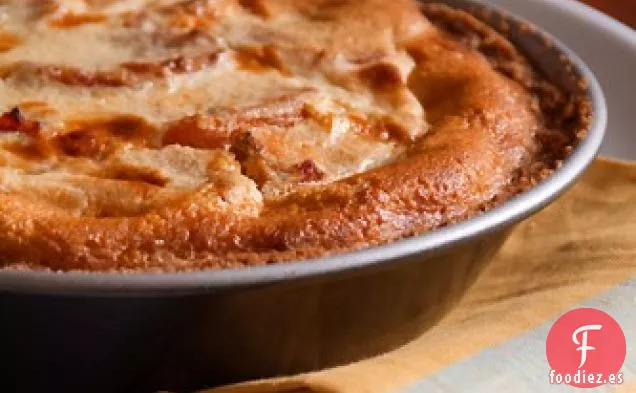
[{"xmin": 0, "ymin": 1, "xmax": 588, "ymax": 271}]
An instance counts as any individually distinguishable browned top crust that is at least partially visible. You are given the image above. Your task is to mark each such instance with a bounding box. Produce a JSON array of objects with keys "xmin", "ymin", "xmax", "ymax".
[{"xmin": 0, "ymin": 1, "xmax": 588, "ymax": 272}]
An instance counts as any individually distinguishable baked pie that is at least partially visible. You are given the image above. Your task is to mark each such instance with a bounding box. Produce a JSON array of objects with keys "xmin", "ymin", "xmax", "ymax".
[{"xmin": 0, "ymin": 0, "xmax": 589, "ymax": 271}]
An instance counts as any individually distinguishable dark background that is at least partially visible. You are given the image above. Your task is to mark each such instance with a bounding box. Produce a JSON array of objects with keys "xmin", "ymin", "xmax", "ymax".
[{"xmin": 581, "ymin": 0, "xmax": 636, "ymax": 28}]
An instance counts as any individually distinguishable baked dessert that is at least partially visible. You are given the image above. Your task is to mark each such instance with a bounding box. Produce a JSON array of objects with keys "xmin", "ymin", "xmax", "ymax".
[{"xmin": 0, "ymin": 0, "xmax": 588, "ymax": 271}]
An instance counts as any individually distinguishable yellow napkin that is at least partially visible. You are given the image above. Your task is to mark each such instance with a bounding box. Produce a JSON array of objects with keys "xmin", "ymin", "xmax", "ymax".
[{"xmin": 206, "ymin": 157, "xmax": 636, "ymax": 393}]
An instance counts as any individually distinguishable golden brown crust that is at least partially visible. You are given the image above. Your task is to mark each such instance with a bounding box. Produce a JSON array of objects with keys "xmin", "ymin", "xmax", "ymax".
[{"xmin": 0, "ymin": 1, "xmax": 588, "ymax": 271}]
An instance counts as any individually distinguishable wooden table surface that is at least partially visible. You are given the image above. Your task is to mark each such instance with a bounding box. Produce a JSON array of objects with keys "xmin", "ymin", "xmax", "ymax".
[{"xmin": 580, "ymin": 0, "xmax": 636, "ymax": 28}]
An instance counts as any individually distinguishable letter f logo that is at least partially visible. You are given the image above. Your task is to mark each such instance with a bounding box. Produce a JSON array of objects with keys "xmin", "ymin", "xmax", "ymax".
[{"xmin": 572, "ymin": 325, "xmax": 603, "ymax": 368}]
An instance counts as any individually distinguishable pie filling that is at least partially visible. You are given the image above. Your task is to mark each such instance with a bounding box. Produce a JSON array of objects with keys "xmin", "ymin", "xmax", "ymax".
[{"xmin": 0, "ymin": 0, "xmax": 589, "ymax": 271}]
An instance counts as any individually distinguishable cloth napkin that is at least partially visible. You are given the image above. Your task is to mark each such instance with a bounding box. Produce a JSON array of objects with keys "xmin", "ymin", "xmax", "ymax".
[{"xmin": 204, "ymin": 157, "xmax": 636, "ymax": 393}]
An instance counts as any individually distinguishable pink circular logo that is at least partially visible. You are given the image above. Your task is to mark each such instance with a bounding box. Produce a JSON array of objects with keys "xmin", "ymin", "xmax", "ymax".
[{"xmin": 546, "ymin": 308, "xmax": 626, "ymax": 388}]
